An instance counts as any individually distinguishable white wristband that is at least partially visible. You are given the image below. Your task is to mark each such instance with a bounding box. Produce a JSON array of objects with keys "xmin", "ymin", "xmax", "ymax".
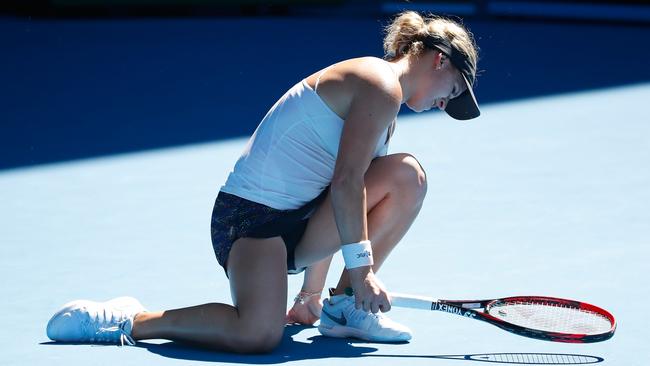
[{"xmin": 341, "ymin": 240, "xmax": 373, "ymax": 269}]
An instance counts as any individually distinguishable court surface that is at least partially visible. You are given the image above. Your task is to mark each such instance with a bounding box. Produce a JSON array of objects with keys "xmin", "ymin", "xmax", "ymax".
[{"xmin": 1, "ymin": 82, "xmax": 648, "ymax": 365}]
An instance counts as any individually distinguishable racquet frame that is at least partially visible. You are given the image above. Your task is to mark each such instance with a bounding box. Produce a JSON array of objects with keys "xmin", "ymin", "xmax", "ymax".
[{"xmin": 390, "ymin": 293, "xmax": 616, "ymax": 343}]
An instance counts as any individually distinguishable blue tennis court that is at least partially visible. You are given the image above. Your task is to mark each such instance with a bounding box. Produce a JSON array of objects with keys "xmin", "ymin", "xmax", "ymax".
[{"xmin": 1, "ymin": 3, "xmax": 649, "ymax": 365}]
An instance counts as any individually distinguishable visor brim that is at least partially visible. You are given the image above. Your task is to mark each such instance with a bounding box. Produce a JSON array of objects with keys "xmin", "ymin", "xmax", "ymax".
[{"xmin": 445, "ymin": 74, "xmax": 480, "ymax": 121}]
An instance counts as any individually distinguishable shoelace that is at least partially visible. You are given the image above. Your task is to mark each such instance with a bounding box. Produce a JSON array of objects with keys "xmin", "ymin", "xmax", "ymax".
[
  {"xmin": 334, "ymin": 297, "xmax": 407, "ymax": 336},
  {"xmin": 344, "ymin": 302, "xmax": 385, "ymax": 325},
  {"xmin": 351, "ymin": 310, "xmax": 392, "ymax": 332},
  {"xmin": 96, "ymin": 321, "xmax": 135, "ymax": 346},
  {"xmin": 82, "ymin": 309, "xmax": 135, "ymax": 346}
]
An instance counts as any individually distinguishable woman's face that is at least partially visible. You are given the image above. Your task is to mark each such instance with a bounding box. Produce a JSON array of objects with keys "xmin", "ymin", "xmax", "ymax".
[{"xmin": 406, "ymin": 51, "xmax": 467, "ymax": 113}]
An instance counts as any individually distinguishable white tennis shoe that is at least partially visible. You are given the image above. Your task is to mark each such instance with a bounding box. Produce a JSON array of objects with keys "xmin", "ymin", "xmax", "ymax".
[
  {"xmin": 318, "ymin": 293, "xmax": 412, "ymax": 342},
  {"xmin": 46, "ymin": 296, "xmax": 146, "ymax": 346}
]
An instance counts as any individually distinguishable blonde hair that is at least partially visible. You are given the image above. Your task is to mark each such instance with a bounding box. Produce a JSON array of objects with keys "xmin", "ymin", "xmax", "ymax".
[{"xmin": 383, "ymin": 11, "xmax": 479, "ymax": 80}]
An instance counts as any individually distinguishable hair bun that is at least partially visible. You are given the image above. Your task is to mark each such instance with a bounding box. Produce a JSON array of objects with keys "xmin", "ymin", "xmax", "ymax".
[{"xmin": 383, "ymin": 11, "xmax": 478, "ymax": 77}]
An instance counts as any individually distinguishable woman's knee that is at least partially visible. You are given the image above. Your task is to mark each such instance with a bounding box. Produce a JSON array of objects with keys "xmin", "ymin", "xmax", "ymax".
[
  {"xmin": 225, "ymin": 321, "xmax": 284, "ymax": 354},
  {"xmin": 381, "ymin": 153, "xmax": 428, "ymax": 203}
]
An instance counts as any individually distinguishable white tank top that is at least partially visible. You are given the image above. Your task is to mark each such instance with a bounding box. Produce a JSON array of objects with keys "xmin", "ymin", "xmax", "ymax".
[{"xmin": 221, "ymin": 69, "xmax": 392, "ymax": 210}]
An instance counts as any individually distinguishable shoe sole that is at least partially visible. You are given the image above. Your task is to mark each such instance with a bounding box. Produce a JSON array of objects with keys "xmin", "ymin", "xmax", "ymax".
[{"xmin": 318, "ymin": 323, "xmax": 411, "ymax": 343}]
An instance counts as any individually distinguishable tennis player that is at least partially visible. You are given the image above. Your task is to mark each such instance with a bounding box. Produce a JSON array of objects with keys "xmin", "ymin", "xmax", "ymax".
[{"xmin": 46, "ymin": 11, "xmax": 479, "ymax": 353}]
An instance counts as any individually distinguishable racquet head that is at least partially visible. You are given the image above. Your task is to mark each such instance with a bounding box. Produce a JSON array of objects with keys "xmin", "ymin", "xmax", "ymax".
[{"xmin": 484, "ymin": 296, "xmax": 616, "ymax": 343}]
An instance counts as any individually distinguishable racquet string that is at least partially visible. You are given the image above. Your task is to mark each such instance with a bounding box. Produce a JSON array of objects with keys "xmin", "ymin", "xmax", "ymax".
[{"xmin": 487, "ymin": 300, "xmax": 612, "ymax": 335}]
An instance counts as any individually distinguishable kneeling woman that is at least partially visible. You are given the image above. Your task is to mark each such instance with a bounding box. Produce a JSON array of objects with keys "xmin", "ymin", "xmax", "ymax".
[{"xmin": 46, "ymin": 11, "xmax": 480, "ymax": 353}]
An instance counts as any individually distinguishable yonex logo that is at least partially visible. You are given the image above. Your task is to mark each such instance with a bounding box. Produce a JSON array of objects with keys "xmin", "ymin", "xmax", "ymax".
[
  {"xmin": 435, "ymin": 303, "xmax": 477, "ymax": 319},
  {"xmin": 437, "ymin": 303, "xmax": 463, "ymax": 315},
  {"xmin": 356, "ymin": 251, "xmax": 372, "ymax": 259}
]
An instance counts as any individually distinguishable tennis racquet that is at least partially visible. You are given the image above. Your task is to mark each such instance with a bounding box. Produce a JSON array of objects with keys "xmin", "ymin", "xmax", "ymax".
[{"xmin": 390, "ymin": 293, "xmax": 616, "ymax": 343}]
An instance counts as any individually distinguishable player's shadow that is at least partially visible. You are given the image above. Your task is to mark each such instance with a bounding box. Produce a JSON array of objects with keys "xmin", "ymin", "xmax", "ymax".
[
  {"xmin": 40, "ymin": 325, "xmax": 605, "ymax": 364},
  {"xmin": 136, "ymin": 325, "xmax": 605, "ymax": 365},
  {"xmin": 40, "ymin": 324, "xmax": 604, "ymax": 364},
  {"xmin": 137, "ymin": 324, "xmax": 381, "ymax": 363}
]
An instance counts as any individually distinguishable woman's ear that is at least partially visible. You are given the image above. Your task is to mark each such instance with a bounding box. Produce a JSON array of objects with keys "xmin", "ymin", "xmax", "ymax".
[{"xmin": 433, "ymin": 50, "xmax": 444, "ymax": 70}]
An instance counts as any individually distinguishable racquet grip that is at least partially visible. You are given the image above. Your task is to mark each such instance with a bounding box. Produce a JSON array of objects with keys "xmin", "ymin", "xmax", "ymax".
[{"xmin": 390, "ymin": 293, "xmax": 437, "ymax": 310}]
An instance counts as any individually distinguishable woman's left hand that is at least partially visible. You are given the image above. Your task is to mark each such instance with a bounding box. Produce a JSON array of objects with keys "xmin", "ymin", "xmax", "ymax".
[{"xmin": 286, "ymin": 293, "xmax": 323, "ymax": 325}]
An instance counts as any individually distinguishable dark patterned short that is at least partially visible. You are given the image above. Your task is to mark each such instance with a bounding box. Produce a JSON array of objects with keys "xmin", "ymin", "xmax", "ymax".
[{"xmin": 210, "ymin": 189, "xmax": 328, "ymax": 276}]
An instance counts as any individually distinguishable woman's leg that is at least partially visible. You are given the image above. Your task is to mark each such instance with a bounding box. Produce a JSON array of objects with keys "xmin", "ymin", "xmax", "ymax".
[
  {"xmin": 286, "ymin": 255, "xmax": 332, "ymax": 325},
  {"xmin": 300, "ymin": 255, "xmax": 333, "ymax": 294},
  {"xmin": 294, "ymin": 153, "xmax": 427, "ymax": 294},
  {"xmin": 131, "ymin": 236, "xmax": 288, "ymax": 353}
]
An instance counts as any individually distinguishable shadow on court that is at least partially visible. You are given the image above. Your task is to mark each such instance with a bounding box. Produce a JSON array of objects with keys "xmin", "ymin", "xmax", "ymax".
[
  {"xmin": 38, "ymin": 320, "xmax": 607, "ymax": 365},
  {"xmin": 128, "ymin": 325, "xmax": 604, "ymax": 365},
  {"xmin": 136, "ymin": 325, "xmax": 379, "ymax": 364}
]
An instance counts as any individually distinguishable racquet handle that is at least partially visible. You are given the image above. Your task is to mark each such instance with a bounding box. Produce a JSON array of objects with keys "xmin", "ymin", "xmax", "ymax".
[{"xmin": 390, "ymin": 293, "xmax": 437, "ymax": 310}]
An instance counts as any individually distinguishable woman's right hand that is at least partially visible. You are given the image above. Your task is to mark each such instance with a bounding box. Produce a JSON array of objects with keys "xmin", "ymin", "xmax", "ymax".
[{"xmin": 348, "ymin": 266, "xmax": 391, "ymax": 314}]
